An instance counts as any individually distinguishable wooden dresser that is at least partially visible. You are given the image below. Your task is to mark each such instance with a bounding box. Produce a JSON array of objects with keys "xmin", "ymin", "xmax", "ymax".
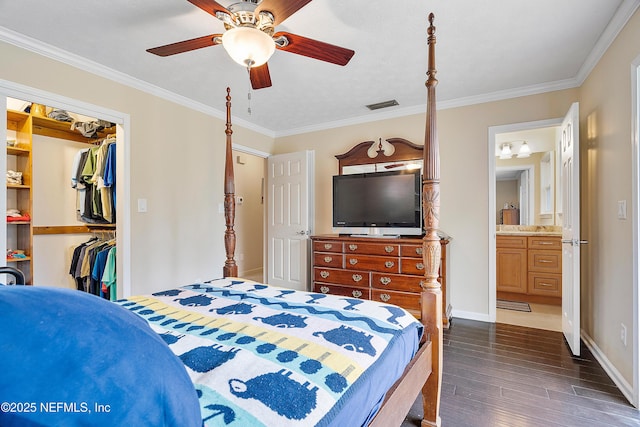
[
  {"xmin": 496, "ymin": 234, "xmax": 562, "ymax": 305},
  {"xmin": 311, "ymin": 235, "xmax": 451, "ymax": 326}
]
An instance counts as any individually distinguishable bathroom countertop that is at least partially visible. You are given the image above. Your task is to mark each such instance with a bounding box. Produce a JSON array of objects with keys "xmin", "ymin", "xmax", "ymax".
[{"xmin": 496, "ymin": 225, "xmax": 562, "ymax": 236}]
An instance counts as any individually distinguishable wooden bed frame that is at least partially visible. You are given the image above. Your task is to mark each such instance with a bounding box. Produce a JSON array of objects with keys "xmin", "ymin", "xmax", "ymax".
[{"xmin": 221, "ymin": 14, "xmax": 442, "ymax": 427}]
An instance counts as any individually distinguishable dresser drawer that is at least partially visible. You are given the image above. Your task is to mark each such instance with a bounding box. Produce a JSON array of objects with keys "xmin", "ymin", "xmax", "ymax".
[
  {"xmin": 371, "ymin": 289, "xmax": 420, "ymax": 312},
  {"xmin": 371, "ymin": 272, "xmax": 423, "ymax": 292},
  {"xmin": 528, "ymin": 250, "xmax": 561, "ymax": 273},
  {"xmin": 344, "ymin": 241, "xmax": 399, "ymax": 256},
  {"xmin": 345, "ymin": 254, "xmax": 400, "ymax": 273},
  {"xmin": 400, "ymin": 257, "xmax": 426, "ymax": 275},
  {"xmin": 313, "ymin": 283, "xmax": 369, "ymax": 299},
  {"xmin": 528, "ymin": 272, "xmax": 562, "ymax": 297},
  {"xmin": 528, "ymin": 236, "xmax": 561, "ymax": 250},
  {"xmin": 496, "ymin": 235, "xmax": 527, "ymax": 249},
  {"xmin": 400, "ymin": 243, "xmax": 424, "ymax": 258},
  {"xmin": 313, "ymin": 241, "xmax": 343, "ymax": 253},
  {"xmin": 313, "ymin": 267, "xmax": 369, "ymax": 287},
  {"xmin": 313, "ymin": 252, "xmax": 343, "ymax": 268}
]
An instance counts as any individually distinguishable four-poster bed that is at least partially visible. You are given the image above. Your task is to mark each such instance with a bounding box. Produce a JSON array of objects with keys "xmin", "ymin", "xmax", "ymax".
[
  {"xmin": 220, "ymin": 13, "xmax": 443, "ymax": 427},
  {"xmin": 0, "ymin": 14, "xmax": 442, "ymax": 427}
]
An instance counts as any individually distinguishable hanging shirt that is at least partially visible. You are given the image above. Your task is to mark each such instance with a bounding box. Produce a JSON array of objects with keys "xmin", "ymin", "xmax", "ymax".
[
  {"xmin": 103, "ymin": 143, "xmax": 116, "ymax": 211},
  {"xmin": 101, "ymin": 246, "xmax": 117, "ymax": 301}
]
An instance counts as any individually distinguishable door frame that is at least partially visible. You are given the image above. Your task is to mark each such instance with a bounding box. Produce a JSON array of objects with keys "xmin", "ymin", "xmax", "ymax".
[
  {"xmin": 488, "ymin": 118, "xmax": 562, "ymax": 322},
  {"xmin": 0, "ymin": 78, "xmax": 131, "ymax": 295},
  {"xmin": 232, "ymin": 143, "xmax": 269, "ymax": 282},
  {"xmin": 631, "ymin": 55, "xmax": 640, "ymax": 408}
]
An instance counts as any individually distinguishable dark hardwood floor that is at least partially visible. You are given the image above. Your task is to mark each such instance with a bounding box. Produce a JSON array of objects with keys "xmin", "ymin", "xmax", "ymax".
[{"xmin": 401, "ymin": 318, "xmax": 640, "ymax": 427}]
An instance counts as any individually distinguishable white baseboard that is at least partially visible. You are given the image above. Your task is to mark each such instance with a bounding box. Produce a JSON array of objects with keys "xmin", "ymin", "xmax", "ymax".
[
  {"xmin": 581, "ymin": 330, "xmax": 635, "ymax": 407},
  {"xmin": 451, "ymin": 309, "xmax": 492, "ymax": 323}
]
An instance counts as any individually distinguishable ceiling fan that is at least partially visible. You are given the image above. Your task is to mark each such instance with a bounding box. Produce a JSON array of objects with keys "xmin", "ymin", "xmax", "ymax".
[{"xmin": 147, "ymin": 0, "xmax": 355, "ymax": 89}]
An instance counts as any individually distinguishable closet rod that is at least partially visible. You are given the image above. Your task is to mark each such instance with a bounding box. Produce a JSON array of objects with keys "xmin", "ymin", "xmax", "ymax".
[{"xmin": 33, "ymin": 225, "xmax": 115, "ymax": 235}]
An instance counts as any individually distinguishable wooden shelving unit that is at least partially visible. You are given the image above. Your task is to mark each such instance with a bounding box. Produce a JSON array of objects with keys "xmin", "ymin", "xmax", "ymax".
[
  {"xmin": 6, "ymin": 109, "xmax": 33, "ymax": 283},
  {"xmin": 5, "ymin": 105, "xmax": 117, "ymax": 285}
]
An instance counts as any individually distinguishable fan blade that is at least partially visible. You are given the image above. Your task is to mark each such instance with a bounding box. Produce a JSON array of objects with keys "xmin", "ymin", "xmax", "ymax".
[
  {"xmin": 186, "ymin": 0, "xmax": 230, "ymax": 18},
  {"xmin": 250, "ymin": 63, "xmax": 272, "ymax": 90},
  {"xmin": 147, "ymin": 34, "xmax": 222, "ymax": 57},
  {"xmin": 274, "ymin": 32, "xmax": 354, "ymax": 66},
  {"xmin": 255, "ymin": 0, "xmax": 313, "ymax": 26}
]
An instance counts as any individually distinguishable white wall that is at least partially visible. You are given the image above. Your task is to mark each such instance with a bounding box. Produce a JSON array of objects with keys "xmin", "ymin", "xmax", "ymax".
[{"xmin": 578, "ymin": 8, "xmax": 640, "ymax": 388}]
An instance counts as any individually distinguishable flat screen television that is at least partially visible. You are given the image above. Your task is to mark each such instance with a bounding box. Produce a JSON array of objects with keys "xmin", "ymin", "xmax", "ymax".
[{"xmin": 332, "ymin": 169, "xmax": 423, "ymax": 237}]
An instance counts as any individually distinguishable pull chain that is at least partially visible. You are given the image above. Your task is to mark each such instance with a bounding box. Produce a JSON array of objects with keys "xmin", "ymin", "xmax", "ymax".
[{"xmin": 246, "ymin": 66, "xmax": 252, "ymax": 115}]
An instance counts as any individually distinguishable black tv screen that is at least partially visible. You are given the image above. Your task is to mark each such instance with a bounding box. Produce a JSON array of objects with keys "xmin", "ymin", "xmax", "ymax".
[{"xmin": 332, "ymin": 169, "xmax": 422, "ymax": 231}]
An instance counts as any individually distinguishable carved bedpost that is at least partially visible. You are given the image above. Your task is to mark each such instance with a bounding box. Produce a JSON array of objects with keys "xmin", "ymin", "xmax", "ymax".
[
  {"xmin": 421, "ymin": 13, "xmax": 443, "ymax": 427},
  {"xmin": 223, "ymin": 87, "xmax": 238, "ymax": 278}
]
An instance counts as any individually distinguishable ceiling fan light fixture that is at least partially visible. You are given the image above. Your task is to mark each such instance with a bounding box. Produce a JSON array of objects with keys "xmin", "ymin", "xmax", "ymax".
[{"xmin": 221, "ymin": 26, "xmax": 276, "ymax": 68}]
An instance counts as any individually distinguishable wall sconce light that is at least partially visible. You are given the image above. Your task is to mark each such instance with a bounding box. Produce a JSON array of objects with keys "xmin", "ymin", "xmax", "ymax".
[
  {"xmin": 499, "ymin": 143, "xmax": 513, "ymax": 159},
  {"xmin": 517, "ymin": 141, "xmax": 531, "ymax": 158}
]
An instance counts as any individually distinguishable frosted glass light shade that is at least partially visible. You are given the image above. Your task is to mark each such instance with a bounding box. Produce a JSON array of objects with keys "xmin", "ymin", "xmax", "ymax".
[
  {"xmin": 499, "ymin": 143, "xmax": 512, "ymax": 159},
  {"xmin": 221, "ymin": 27, "xmax": 276, "ymax": 68},
  {"xmin": 517, "ymin": 141, "xmax": 531, "ymax": 158}
]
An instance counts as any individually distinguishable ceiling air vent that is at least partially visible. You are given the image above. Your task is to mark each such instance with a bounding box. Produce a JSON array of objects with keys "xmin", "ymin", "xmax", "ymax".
[{"xmin": 366, "ymin": 99, "xmax": 399, "ymax": 110}]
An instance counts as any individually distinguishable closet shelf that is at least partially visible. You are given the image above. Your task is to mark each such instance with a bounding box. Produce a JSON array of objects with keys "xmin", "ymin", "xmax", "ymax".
[
  {"xmin": 7, "ymin": 147, "xmax": 30, "ymax": 156},
  {"xmin": 7, "ymin": 184, "xmax": 31, "ymax": 189},
  {"xmin": 32, "ymin": 115, "xmax": 115, "ymax": 144},
  {"xmin": 7, "ymin": 256, "xmax": 31, "ymax": 263},
  {"xmin": 7, "ymin": 221, "xmax": 31, "ymax": 225}
]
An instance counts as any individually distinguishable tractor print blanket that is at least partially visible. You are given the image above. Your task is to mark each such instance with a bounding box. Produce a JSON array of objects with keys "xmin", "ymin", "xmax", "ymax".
[{"xmin": 117, "ymin": 278, "xmax": 423, "ymax": 427}]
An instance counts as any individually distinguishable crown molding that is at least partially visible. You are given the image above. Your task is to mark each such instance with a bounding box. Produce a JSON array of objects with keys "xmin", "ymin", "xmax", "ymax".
[
  {"xmin": 275, "ymin": 77, "xmax": 580, "ymax": 137},
  {"xmin": 575, "ymin": 0, "xmax": 640, "ymax": 85}
]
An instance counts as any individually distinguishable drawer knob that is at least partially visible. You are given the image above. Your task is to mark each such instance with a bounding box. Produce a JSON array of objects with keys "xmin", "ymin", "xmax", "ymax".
[
  {"xmin": 324, "ymin": 243, "xmax": 333, "ymax": 250},
  {"xmin": 320, "ymin": 270, "xmax": 329, "ymax": 279},
  {"xmin": 352, "ymin": 290, "xmax": 363, "ymax": 298},
  {"xmin": 385, "ymin": 246, "xmax": 394, "ymax": 253},
  {"xmin": 324, "ymin": 256, "xmax": 333, "ymax": 263},
  {"xmin": 349, "ymin": 259, "xmax": 358, "ymax": 265},
  {"xmin": 538, "ymin": 241, "xmax": 554, "ymax": 245},
  {"xmin": 379, "ymin": 293, "xmax": 391, "ymax": 302},
  {"xmin": 320, "ymin": 286, "xmax": 330, "ymax": 294},
  {"xmin": 539, "ymin": 260, "xmax": 553, "ymax": 263},
  {"xmin": 385, "ymin": 261, "xmax": 395, "ymax": 268},
  {"xmin": 349, "ymin": 244, "xmax": 358, "ymax": 251},
  {"xmin": 415, "ymin": 247, "xmax": 423, "ymax": 255},
  {"xmin": 352, "ymin": 274, "xmax": 363, "ymax": 282},
  {"xmin": 380, "ymin": 277, "xmax": 391, "ymax": 286},
  {"xmin": 416, "ymin": 262, "xmax": 424, "ymax": 270},
  {"xmin": 539, "ymin": 282, "xmax": 554, "ymax": 287}
]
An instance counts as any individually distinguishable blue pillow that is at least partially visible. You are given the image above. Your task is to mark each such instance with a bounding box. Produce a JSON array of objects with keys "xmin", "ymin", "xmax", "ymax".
[{"xmin": 0, "ymin": 286, "xmax": 201, "ymax": 426}]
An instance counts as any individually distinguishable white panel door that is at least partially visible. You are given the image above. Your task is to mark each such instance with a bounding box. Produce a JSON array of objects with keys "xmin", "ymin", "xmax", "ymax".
[
  {"xmin": 560, "ymin": 102, "xmax": 583, "ymax": 356},
  {"xmin": 267, "ymin": 151, "xmax": 313, "ymax": 290}
]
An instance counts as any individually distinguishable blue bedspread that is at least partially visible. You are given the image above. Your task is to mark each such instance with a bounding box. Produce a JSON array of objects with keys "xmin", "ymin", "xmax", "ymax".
[
  {"xmin": 117, "ymin": 278, "xmax": 423, "ymax": 427},
  {"xmin": 0, "ymin": 285, "xmax": 202, "ymax": 427}
]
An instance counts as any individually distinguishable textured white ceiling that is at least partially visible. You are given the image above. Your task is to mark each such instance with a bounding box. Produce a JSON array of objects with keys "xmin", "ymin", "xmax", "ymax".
[{"xmin": 0, "ymin": 0, "xmax": 636, "ymax": 136}]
